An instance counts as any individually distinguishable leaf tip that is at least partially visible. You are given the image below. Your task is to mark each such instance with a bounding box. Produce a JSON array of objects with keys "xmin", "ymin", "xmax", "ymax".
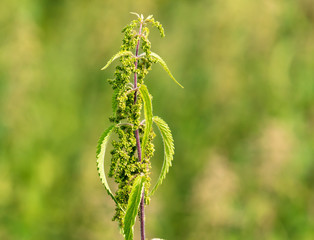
[{"xmin": 130, "ymin": 12, "xmax": 140, "ymax": 18}]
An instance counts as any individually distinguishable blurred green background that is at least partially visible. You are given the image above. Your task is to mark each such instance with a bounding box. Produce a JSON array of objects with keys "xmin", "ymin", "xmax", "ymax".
[{"xmin": 1, "ymin": 0, "xmax": 314, "ymax": 239}]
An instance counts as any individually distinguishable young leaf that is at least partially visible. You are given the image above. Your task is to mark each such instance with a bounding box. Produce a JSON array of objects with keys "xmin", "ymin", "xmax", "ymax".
[
  {"xmin": 130, "ymin": 12, "xmax": 140, "ymax": 19},
  {"xmin": 150, "ymin": 117, "xmax": 174, "ymax": 196},
  {"xmin": 96, "ymin": 125, "xmax": 124, "ymax": 211},
  {"xmin": 124, "ymin": 175, "xmax": 145, "ymax": 240},
  {"xmin": 139, "ymin": 84, "xmax": 153, "ymax": 158},
  {"xmin": 150, "ymin": 52, "xmax": 184, "ymax": 88},
  {"xmin": 101, "ymin": 51, "xmax": 134, "ymax": 70},
  {"xmin": 145, "ymin": 15, "xmax": 153, "ymax": 21}
]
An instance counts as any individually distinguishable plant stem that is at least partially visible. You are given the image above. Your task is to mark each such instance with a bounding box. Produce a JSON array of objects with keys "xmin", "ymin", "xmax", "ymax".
[
  {"xmin": 140, "ymin": 190, "xmax": 145, "ymax": 240},
  {"xmin": 133, "ymin": 20, "xmax": 145, "ymax": 240}
]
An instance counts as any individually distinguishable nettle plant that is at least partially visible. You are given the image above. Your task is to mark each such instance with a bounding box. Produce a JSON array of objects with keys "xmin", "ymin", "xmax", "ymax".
[{"xmin": 96, "ymin": 13, "xmax": 183, "ymax": 240}]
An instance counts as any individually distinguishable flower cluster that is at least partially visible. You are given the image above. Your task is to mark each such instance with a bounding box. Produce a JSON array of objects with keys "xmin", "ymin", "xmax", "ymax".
[{"xmin": 106, "ymin": 15, "xmax": 165, "ymax": 227}]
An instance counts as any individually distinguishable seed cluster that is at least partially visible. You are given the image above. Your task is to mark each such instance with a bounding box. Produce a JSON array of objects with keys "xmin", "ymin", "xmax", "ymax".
[{"xmin": 107, "ymin": 15, "xmax": 165, "ymax": 227}]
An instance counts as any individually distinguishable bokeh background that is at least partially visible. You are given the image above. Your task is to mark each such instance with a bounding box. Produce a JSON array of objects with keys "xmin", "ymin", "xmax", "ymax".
[{"xmin": 1, "ymin": 0, "xmax": 314, "ymax": 239}]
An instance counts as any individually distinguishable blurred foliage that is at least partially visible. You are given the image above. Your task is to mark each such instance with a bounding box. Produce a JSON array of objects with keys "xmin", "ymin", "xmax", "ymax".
[{"xmin": 1, "ymin": 0, "xmax": 314, "ymax": 239}]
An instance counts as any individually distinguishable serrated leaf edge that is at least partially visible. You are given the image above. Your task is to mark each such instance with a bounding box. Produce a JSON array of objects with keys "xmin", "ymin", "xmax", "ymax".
[
  {"xmin": 96, "ymin": 125, "xmax": 125, "ymax": 212},
  {"xmin": 149, "ymin": 116, "xmax": 174, "ymax": 196}
]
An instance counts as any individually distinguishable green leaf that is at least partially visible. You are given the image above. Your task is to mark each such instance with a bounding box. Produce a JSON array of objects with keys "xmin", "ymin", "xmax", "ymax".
[
  {"xmin": 130, "ymin": 12, "xmax": 140, "ymax": 19},
  {"xmin": 150, "ymin": 117, "xmax": 175, "ymax": 196},
  {"xmin": 101, "ymin": 51, "xmax": 134, "ymax": 70},
  {"xmin": 96, "ymin": 125, "xmax": 124, "ymax": 212},
  {"xmin": 150, "ymin": 52, "xmax": 184, "ymax": 88},
  {"xmin": 124, "ymin": 175, "xmax": 145, "ymax": 240},
  {"xmin": 145, "ymin": 15, "xmax": 153, "ymax": 21},
  {"xmin": 139, "ymin": 84, "xmax": 153, "ymax": 159}
]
